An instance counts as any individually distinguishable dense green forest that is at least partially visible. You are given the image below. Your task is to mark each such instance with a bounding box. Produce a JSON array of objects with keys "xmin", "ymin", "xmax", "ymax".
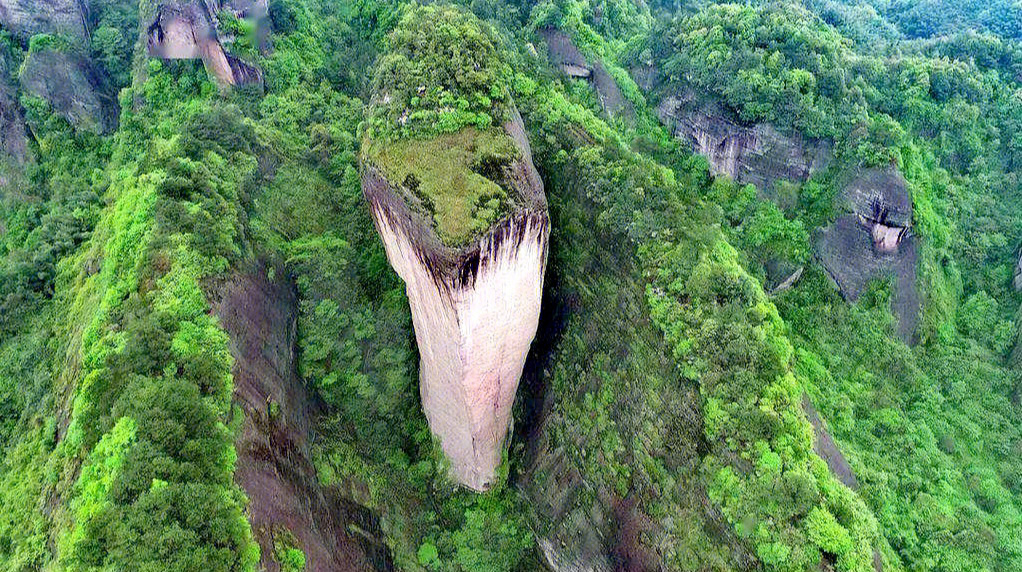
[{"xmin": 0, "ymin": 0, "xmax": 1019, "ymax": 571}]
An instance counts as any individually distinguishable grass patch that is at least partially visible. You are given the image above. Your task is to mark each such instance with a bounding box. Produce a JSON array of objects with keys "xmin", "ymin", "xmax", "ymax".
[{"xmin": 366, "ymin": 127, "xmax": 520, "ymax": 247}]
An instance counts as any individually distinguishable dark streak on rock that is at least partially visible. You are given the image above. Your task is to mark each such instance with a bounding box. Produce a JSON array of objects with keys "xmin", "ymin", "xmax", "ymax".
[{"xmin": 360, "ymin": 109, "xmax": 549, "ymax": 301}]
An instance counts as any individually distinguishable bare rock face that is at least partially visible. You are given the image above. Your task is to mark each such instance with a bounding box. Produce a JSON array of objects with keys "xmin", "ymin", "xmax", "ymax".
[
  {"xmin": 1014, "ymin": 250, "xmax": 1022, "ymax": 291},
  {"xmin": 0, "ymin": 0, "xmax": 89, "ymax": 40},
  {"xmin": 0, "ymin": 51, "xmax": 29, "ymax": 163},
  {"xmin": 817, "ymin": 167, "xmax": 919, "ymax": 342},
  {"xmin": 19, "ymin": 47, "xmax": 118, "ymax": 134},
  {"xmin": 146, "ymin": 1, "xmax": 262, "ymax": 86},
  {"xmin": 540, "ymin": 27, "xmax": 632, "ymax": 120},
  {"xmin": 841, "ymin": 168, "xmax": 913, "ymax": 254},
  {"xmin": 362, "ymin": 113, "xmax": 549, "ymax": 491},
  {"xmin": 658, "ymin": 91, "xmax": 831, "ymax": 191},
  {"xmin": 215, "ymin": 264, "xmax": 390, "ymax": 572}
]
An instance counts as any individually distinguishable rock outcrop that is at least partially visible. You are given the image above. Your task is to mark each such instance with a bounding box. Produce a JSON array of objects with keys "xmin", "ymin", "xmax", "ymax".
[
  {"xmin": 1012, "ymin": 250, "xmax": 1022, "ymax": 291},
  {"xmin": 0, "ymin": 51, "xmax": 28, "ymax": 163},
  {"xmin": 0, "ymin": 0, "xmax": 89, "ymax": 40},
  {"xmin": 541, "ymin": 27, "xmax": 632, "ymax": 119},
  {"xmin": 19, "ymin": 47, "xmax": 118, "ymax": 134},
  {"xmin": 146, "ymin": 0, "xmax": 262, "ymax": 86},
  {"xmin": 361, "ymin": 112, "xmax": 549, "ymax": 491},
  {"xmin": 817, "ymin": 167, "xmax": 919, "ymax": 342},
  {"xmin": 657, "ymin": 91, "xmax": 831, "ymax": 191},
  {"xmin": 215, "ymin": 264, "xmax": 390, "ymax": 572}
]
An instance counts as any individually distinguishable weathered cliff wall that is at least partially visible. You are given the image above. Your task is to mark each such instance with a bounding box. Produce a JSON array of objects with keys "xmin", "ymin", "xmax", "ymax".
[
  {"xmin": 214, "ymin": 264, "xmax": 390, "ymax": 571},
  {"xmin": 0, "ymin": 0, "xmax": 89, "ymax": 39},
  {"xmin": 657, "ymin": 91, "xmax": 830, "ymax": 191},
  {"xmin": 361, "ymin": 114, "xmax": 549, "ymax": 491},
  {"xmin": 19, "ymin": 47, "xmax": 118, "ymax": 134},
  {"xmin": 0, "ymin": 51, "xmax": 28, "ymax": 164}
]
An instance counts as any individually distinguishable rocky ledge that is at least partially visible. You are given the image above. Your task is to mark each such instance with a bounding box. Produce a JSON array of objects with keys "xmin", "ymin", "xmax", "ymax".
[
  {"xmin": 657, "ymin": 90, "xmax": 831, "ymax": 192},
  {"xmin": 361, "ymin": 111, "xmax": 549, "ymax": 491}
]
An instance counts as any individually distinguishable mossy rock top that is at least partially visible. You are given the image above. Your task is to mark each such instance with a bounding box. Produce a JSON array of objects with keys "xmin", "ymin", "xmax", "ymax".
[
  {"xmin": 364, "ymin": 126, "xmax": 523, "ymax": 247},
  {"xmin": 363, "ymin": 4, "xmax": 533, "ymax": 248}
]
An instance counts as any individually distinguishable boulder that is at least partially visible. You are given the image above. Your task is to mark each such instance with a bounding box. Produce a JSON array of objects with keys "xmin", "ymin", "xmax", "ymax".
[
  {"xmin": 361, "ymin": 110, "xmax": 549, "ymax": 491},
  {"xmin": 840, "ymin": 167, "xmax": 912, "ymax": 254},
  {"xmin": 658, "ymin": 91, "xmax": 831, "ymax": 191},
  {"xmin": 19, "ymin": 47, "xmax": 118, "ymax": 134},
  {"xmin": 0, "ymin": 0, "xmax": 89, "ymax": 40},
  {"xmin": 540, "ymin": 27, "xmax": 633, "ymax": 119},
  {"xmin": 816, "ymin": 168, "xmax": 920, "ymax": 343},
  {"xmin": 146, "ymin": 0, "xmax": 262, "ymax": 86}
]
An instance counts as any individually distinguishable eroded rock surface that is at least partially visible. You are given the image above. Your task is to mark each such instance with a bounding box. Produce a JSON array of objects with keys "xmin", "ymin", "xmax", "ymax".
[
  {"xmin": 0, "ymin": 52, "xmax": 28, "ymax": 163},
  {"xmin": 1014, "ymin": 250, "xmax": 1022, "ymax": 291},
  {"xmin": 817, "ymin": 168, "xmax": 919, "ymax": 342},
  {"xmin": 362, "ymin": 112, "xmax": 549, "ymax": 491},
  {"xmin": 146, "ymin": 0, "xmax": 262, "ymax": 86},
  {"xmin": 0, "ymin": 0, "xmax": 88, "ymax": 39},
  {"xmin": 19, "ymin": 48, "xmax": 118, "ymax": 134},
  {"xmin": 802, "ymin": 395, "xmax": 858, "ymax": 490},
  {"xmin": 541, "ymin": 27, "xmax": 632, "ymax": 119},
  {"xmin": 215, "ymin": 264, "xmax": 390, "ymax": 572},
  {"xmin": 658, "ymin": 91, "xmax": 830, "ymax": 191}
]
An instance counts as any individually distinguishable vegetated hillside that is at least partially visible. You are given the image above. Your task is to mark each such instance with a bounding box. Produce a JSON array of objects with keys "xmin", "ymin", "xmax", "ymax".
[{"xmin": 0, "ymin": 1, "xmax": 1018, "ymax": 572}]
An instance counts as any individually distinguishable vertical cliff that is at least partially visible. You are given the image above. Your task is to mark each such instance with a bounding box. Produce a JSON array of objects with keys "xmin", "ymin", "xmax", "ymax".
[
  {"xmin": 657, "ymin": 90, "xmax": 831, "ymax": 191},
  {"xmin": 362, "ymin": 112, "xmax": 548, "ymax": 490},
  {"xmin": 215, "ymin": 264, "xmax": 387, "ymax": 571}
]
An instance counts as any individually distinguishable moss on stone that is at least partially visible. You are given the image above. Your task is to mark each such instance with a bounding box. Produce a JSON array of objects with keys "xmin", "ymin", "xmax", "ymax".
[{"xmin": 365, "ymin": 126, "xmax": 520, "ymax": 247}]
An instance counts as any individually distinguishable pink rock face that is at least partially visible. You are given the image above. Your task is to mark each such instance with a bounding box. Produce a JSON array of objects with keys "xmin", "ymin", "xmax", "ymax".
[
  {"xmin": 371, "ymin": 210, "xmax": 547, "ymax": 490},
  {"xmin": 870, "ymin": 222, "xmax": 904, "ymax": 254},
  {"xmin": 147, "ymin": 3, "xmax": 262, "ymax": 87},
  {"xmin": 362, "ymin": 113, "xmax": 549, "ymax": 490}
]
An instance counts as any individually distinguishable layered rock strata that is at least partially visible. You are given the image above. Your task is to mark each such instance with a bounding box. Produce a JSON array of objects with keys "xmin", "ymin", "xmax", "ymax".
[
  {"xmin": 146, "ymin": 1, "xmax": 262, "ymax": 86},
  {"xmin": 657, "ymin": 91, "xmax": 831, "ymax": 191},
  {"xmin": 817, "ymin": 168, "xmax": 919, "ymax": 342},
  {"xmin": 361, "ymin": 113, "xmax": 549, "ymax": 491},
  {"xmin": 541, "ymin": 27, "xmax": 632, "ymax": 119}
]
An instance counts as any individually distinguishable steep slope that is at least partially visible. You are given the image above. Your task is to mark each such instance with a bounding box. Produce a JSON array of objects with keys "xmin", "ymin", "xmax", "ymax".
[{"xmin": 215, "ymin": 265, "xmax": 385, "ymax": 571}]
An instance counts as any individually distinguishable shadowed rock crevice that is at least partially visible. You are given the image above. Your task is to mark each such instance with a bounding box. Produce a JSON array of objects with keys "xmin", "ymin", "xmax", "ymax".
[{"xmin": 214, "ymin": 263, "xmax": 390, "ymax": 572}]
